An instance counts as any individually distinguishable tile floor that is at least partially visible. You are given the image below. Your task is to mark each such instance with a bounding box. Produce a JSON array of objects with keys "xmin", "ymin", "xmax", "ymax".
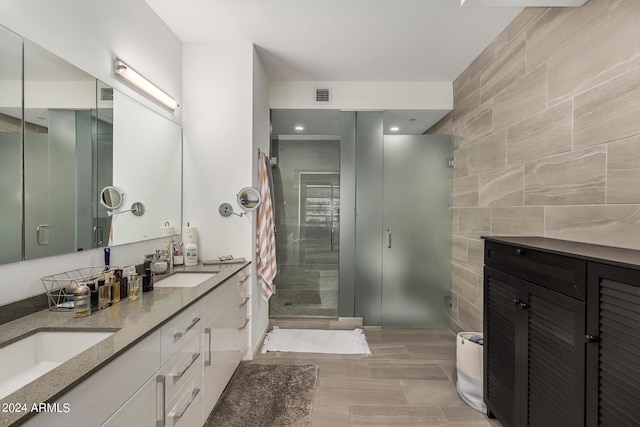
[{"xmin": 250, "ymin": 326, "xmax": 502, "ymax": 427}]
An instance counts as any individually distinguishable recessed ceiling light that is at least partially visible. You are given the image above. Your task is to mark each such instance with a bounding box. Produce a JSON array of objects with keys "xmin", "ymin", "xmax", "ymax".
[
  {"xmin": 390, "ymin": 126, "xmax": 399, "ymax": 132},
  {"xmin": 295, "ymin": 126, "xmax": 304, "ymax": 131}
]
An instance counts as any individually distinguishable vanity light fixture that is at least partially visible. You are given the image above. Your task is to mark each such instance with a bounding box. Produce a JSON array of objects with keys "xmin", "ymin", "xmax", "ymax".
[{"xmin": 113, "ymin": 58, "xmax": 178, "ymax": 111}]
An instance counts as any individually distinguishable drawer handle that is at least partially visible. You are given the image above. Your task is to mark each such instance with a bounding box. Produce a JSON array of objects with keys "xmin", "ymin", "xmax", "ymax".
[
  {"xmin": 204, "ymin": 328, "xmax": 212, "ymax": 367},
  {"xmin": 239, "ymin": 297, "xmax": 250, "ymax": 308},
  {"xmin": 174, "ymin": 317, "xmax": 201, "ymax": 338},
  {"xmin": 515, "ymin": 248, "xmax": 523, "ymax": 255},
  {"xmin": 156, "ymin": 375, "xmax": 166, "ymax": 427},
  {"xmin": 171, "ymin": 352, "xmax": 200, "ymax": 378},
  {"xmin": 169, "ymin": 387, "xmax": 200, "ymax": 419},
  {"xmin": 239, "ymin": 318, "xmax": 250, "ymax": 331}
]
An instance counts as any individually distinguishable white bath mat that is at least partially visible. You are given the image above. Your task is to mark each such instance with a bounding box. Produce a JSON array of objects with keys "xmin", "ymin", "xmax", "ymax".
[{"xmin": 261, "ymin": 327, "xmax": 371, "ymax": 355}]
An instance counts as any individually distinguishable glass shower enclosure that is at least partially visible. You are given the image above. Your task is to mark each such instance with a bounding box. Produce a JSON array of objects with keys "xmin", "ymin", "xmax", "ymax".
[{"xmin": 270, "ymin": 136, "xmax": 340, "ymax": 317}]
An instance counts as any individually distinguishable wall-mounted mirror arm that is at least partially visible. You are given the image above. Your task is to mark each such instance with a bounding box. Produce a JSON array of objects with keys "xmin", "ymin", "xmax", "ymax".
[
  {"xmin": 219, "ymin": 202, "xmax": 244, "ymax": 218},
  {"xmin": 107, "ymin": 202, "xmax": 145, "ymax": 217}
]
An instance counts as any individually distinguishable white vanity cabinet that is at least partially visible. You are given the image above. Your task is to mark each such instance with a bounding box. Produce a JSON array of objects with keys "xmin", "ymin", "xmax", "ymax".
[
  {"xmin": 201, "ymin": 266, "xmax": 251, "ymax": 422},
  {"xmin": 25, "ymin": 330, "xmax": 162, "ymax": 427},
  {"xmin": 23, "ymin": 266, "xmax": 250, "ymax": 427}
]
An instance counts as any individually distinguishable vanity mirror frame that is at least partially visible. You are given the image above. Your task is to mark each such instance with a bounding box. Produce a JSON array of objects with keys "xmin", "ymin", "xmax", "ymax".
[
  {"xmin": 0, "ymin": 24, "xmax": 182, "ymax": 265},
  {"xmin": 237, "ymin": 187, "xmax": 262, "ymax": 212}
]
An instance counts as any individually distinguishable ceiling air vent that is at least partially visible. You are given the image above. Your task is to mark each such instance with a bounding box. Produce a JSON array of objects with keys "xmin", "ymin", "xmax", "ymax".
[
  {"xmin": 101, "ymin": 87, "xmax": 114, "ymax": 101},
  {"xmin": 315, "ymin": 88, "xmax": 331, "ymax": 104}
]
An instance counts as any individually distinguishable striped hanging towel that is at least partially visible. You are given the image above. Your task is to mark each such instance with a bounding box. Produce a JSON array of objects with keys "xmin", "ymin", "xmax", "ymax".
[{"xmin": 256, "ymin": 150, "xmax": 277, "ymax": 301}]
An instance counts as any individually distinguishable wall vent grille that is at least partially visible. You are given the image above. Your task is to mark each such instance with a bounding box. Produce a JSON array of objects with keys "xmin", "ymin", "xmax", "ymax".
[
  {"xmin": 315, "ymin": 88, "xmax": 331, "ymax": 103},
  {"xmin": 101, "ymin": 87, "xmax": 114, "ymax": 101}
]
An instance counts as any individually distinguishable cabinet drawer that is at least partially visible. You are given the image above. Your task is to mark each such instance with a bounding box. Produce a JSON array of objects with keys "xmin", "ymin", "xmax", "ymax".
[
  {"xmin": 164, "ymin": 368, "xmax": 202, "ymax": 427},
  {"xmin": 485, "ymin": 241, "xmax": 586, "ymax": 300},
  {"xmin": 161, "ymin": 300, "xmax": 203, "ymax": 364},
  {"xmin": 159, "ymin": 333, "xmax": 201, "ymax": 403},
  {"xmin": 203, "ymin": 279, "xmax": 237, "ymax": 323}
]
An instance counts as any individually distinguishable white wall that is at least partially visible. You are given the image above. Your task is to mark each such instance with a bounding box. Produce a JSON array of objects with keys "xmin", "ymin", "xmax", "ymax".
[
  {"xmin": 251, "ymin": 48, "xmax": 271, "ymax": 352},
  {"xmin": 270, "ymin": 81, "xmax": 453, "ymax": 110},
  {"xmin": 182, "ymin": 42, "xmax": 270, "ymax": 354},
  {"xmin": 0, "ymin": 0, "xmax": 182, "ymax": 305}
]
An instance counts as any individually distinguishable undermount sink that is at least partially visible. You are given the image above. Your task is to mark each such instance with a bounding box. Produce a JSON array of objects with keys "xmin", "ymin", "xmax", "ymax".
[
  {"xmin": 154, "ymin": 272, "xmax": 217, "ymax": 288},
  {"xmin": 0, "ymin": 330, "xmax": 114, "ymax": 400}
]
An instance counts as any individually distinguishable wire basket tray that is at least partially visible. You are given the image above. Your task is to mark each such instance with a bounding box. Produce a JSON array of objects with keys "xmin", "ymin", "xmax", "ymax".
[{"xmin": 41, "ymin": 266, "xmax": 117, "ymax": 311}]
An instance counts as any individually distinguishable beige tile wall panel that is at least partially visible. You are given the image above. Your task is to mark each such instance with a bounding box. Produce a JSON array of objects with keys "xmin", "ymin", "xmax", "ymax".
[
  {"xmin": 458, "ymin": 208, "xmax": 491, "ymax": 238},
  {"xmin": 478, "ymin": 32, "xmax": 526, "ymax": 103},
  {"xmin": 479, "ymin": 165, "xmax": 525, "ymax": 207},
  {"xmin": 452, "ymin": 90, "xmax": 493, "ymax": 147},
  {"xmin": 453, "ymin": 65, "xmax": 480, "ymax": 106},
  {"xmin": 524, "ymin": 145, "xmax": 606, "ymax": 205},
  {"xmin": 574, "ymin": 66, "xmax": 640, "ymax": 149},
  {"xmin": 451, "ymin": 236, "xmax": 469, "ymax": 265},
  {"xmin": 607, "ymin": 136, "xmax": 640, "ymax": 203},
  {"xmin": 506, "ymin": 7, "xmax": 546, "ymax": 42},
  {"xmin": 467, "ymin": 238, "xmax": 485, "ymax": 275},
  {"xmin": 451, "ymin": 263, "xmax": 480, "ymax": 307},
  {"xmin": 525, "ymin": 0, "xmax": 610, "ymax": 71},
  {"xmin": 452, "ymin": 175, "xmax": 479, "ymax": 207},
  {"xmin": 506, "ymin": 100, "xmax": 573, "ymax": 165},
  {"xmin": 451, "ymin": 208, "xmax": 460, "ymax": 235},
  {"xmin": 491, "ymin": 207, "xmax": 545, "ymax": 236},
  {"xmin": 545, "ymin": 204, "xmax": 640, "ymax": 250},
  {"xmin": 492, "ymin": 64, "xmax": 547, "ymax": 131},
  {"xmin": 547, "ymin": 3, "xmax": 640, "ymax": 103},
  {"xmin": 457, "ymin": 297, "xmax": 482, "ymax": 332},
  {"xmin": 468, "ymin": 130, "xmax": 508, "ymax": 175},
  {"xmin": 452, "ymin": 146, "xmax": 469, "ymax": 179}
]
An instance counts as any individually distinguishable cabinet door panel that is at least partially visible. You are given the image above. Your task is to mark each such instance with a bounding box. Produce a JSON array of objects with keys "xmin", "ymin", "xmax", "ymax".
[
  {"xmin": 587, "ymin": 264, "xmax": 640, "ymax": 427},
  {"xmin": 525, "ymin": 285, "xmax": 584, "ymax": 427},
  {"xmin": 484, "ymin": 267, "xmax": 519, "ymax": 427}
]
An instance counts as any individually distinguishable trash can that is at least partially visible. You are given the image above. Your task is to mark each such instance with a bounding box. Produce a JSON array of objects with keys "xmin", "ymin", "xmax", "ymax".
[{"xmin": 456, "ymin": 332, "xmax": 486, "ymax": 413}]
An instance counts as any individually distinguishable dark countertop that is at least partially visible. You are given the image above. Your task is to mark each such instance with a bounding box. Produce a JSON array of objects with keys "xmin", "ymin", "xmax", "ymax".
[
  {"xmin": 0, "ymin": 261, "xmax": 250, "ymax": 426},
  {"xmin": 483, "ymin": 236, "xmax": 640, "ymax": 270}
]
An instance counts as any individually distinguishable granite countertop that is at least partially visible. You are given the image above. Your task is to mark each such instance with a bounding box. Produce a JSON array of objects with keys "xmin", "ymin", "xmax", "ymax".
[{"xmin": 0, "ymin": 261, "xmax": 250, "ymax": 426}]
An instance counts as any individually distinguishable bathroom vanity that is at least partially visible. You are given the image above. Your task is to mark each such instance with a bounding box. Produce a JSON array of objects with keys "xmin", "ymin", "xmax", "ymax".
[
  {"xmin": 483, "ymin": 236, "xmax": 640, "ymax": 427},
  {"xmin": 0, "ymin": 262, "xmax": 250, "ymax": 426}
]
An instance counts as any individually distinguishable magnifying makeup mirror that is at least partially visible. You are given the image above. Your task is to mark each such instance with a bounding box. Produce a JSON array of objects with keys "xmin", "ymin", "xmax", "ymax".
[
  {"xmin": 237, "ymin": 187, "xmax": 262, "ymax": 211},
  {"xmin": 100, "ymin": 186, "xmax": 124, "ymax": 210}
]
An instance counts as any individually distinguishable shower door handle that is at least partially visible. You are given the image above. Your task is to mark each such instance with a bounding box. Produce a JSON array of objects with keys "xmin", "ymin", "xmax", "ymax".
[
  {"xmin": 330, "ymin": 226, "xmax": 335, "ymax": 250},
  {"xmin": 387, "ymin": 228, "xmax": 392, "ymax": 249}
]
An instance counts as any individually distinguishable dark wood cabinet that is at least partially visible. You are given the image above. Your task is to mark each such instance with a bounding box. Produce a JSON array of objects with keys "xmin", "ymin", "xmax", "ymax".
[
  {"xmin": 484, "ymin": 237, "xmax": 640, "ymax": 427},
  {"xmin": 586, "ymin": 263, "xmax": 640, "ymax": 427}
]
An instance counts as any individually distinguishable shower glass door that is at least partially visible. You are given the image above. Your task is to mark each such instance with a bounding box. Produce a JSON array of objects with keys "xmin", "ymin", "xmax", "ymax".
[{"xmin": 270, "ymin": 138, "xmax": 340, "ymax": 317}]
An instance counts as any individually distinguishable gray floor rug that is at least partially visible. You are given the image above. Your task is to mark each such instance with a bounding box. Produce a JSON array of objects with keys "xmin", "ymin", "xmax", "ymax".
[{"xmin": 204, "ymin": 363, "xmax": 318, "ymax": 427}]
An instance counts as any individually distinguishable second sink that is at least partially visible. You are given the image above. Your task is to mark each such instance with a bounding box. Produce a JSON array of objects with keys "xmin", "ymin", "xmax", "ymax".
[{"xmin": 154, "ymin": 272, "xmax": 217, "ymax": 288}]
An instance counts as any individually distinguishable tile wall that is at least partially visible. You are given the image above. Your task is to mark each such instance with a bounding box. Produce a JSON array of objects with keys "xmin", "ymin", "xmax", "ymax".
[{"xmin": 428, "ymin": 0, "xmax": 640, "ymax": 332}]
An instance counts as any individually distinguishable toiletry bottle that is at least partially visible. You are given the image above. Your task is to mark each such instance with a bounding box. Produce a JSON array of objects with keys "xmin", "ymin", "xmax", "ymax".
[
  {"xmin": 88, "ymin": 281, "xmax": 99, "ymax": 311},
  {"xmin": 129, "ymin": 273, "xmax": 140, "ymax": 300},
  {"xmin": 185, "ymin": 242, "xmax": 198, "ymax": 266},
  {"xmin": 111, "ymin": 275, "xmax": 120, "ymax": 302},
  {"xmin": 73, "ymin": 282, "xmax": 91, "ymax": 318},
  {"xmin": 98, "ymin": 279, "xmax": 111, "ymax": 309}
]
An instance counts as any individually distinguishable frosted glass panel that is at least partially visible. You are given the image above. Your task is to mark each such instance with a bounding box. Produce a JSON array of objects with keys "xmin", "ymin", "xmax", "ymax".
[
  {"xmin": 354, "ymin": 112, "xmax": 384, "ymax": 326},
  {"xmin": 382, "ymin": 135, "xmax": 452, "ymax": 327}
]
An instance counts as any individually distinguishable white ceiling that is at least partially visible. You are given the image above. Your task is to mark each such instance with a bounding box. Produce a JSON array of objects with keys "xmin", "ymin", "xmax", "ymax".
[{"xmin": 145, "ymin": 0, "xmax": 524, "ymax": 83}]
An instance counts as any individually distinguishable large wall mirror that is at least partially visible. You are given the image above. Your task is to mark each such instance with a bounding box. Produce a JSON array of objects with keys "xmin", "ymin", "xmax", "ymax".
[{"xmin": 0, "ymin": 24, "xmax": 181, "ymax": 265}]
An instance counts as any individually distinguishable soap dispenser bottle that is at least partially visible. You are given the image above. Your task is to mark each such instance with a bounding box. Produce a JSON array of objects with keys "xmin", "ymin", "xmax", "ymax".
[{"xmin": 185, "ymin": 242, "xmax": 198, "ymax": 266}]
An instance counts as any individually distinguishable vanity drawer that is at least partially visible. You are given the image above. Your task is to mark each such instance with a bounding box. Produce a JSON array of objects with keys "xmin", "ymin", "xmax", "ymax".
[
  {"xmin": 203, "ymin": 279, "xmax": 237, "ymax": 323},
  {"xmin": 158, "ymin": 333, "xmax": 201, "ymax": 403},
  {"xmin": 161, "ymin": 300, "xmax": 203, "ymax": 364},
  {"xmin": 485, "ymin": 241, "xmax": 586, "ymax": 300},
  {"xmin": 164, "ymin": 367, "xmax": 202, "ymax": 427}
]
